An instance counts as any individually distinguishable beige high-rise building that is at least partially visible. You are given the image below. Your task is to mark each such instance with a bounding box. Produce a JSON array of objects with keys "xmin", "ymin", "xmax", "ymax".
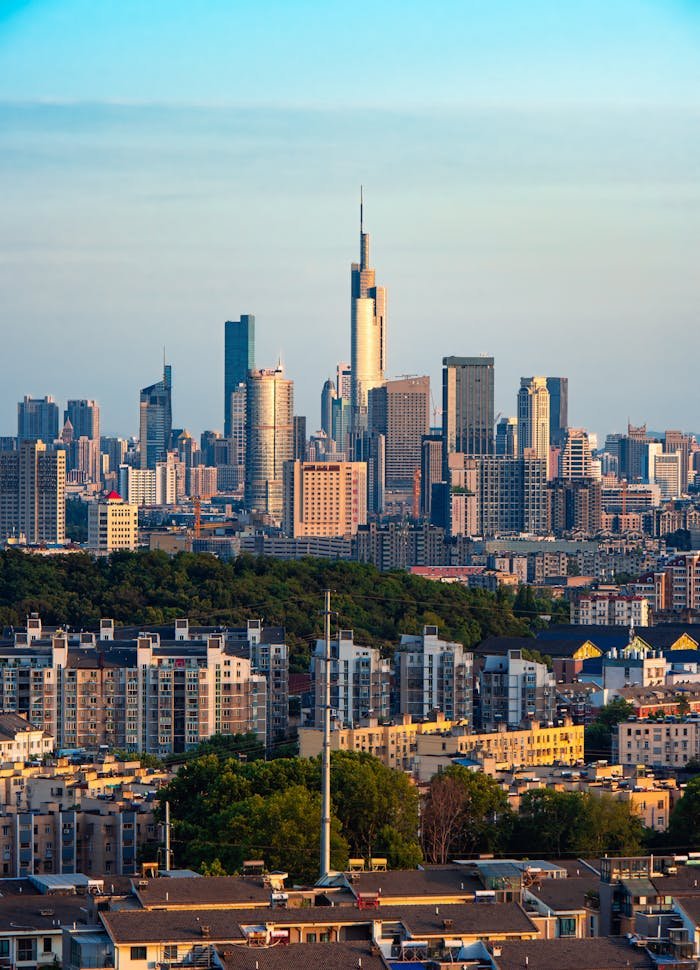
[
  {"xmin": 351, "ymin": 192, "xmax": 386, "ymax": 430},
  {"xmin": 559, "ymin": 428, "xmax": 593, "ymax": 480},
  {"xmin": 88, "ymin": 491, "xmax": 138, "ymax": 553},
  {"xmin": 517, "ymin": 376, "xmax": 550, "ymax": 461},
  {"xmin": 368, "ymin": 376, "xmax": 430, "ymax": 489},
  {"xmin": 0, "ymin": 440, "xmax": 65, "ymax": 545},
  {"xmin": 245, "ymin": 365, "xmax": 294, "ymax": 520},
  {"xmin": 283, "ymin": 460, "xmax": 367, "ymax": 537}
]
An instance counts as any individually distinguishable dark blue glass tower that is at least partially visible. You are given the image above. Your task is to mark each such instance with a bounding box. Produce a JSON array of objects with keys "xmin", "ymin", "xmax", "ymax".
[{"xmin": 224, "ymin": 315, "xmax": 255, "ymax": 437}]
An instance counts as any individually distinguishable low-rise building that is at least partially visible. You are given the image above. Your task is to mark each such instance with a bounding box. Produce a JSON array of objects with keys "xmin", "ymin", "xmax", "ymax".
[{"xmin": 413, "ymin": 721, "xmax": 584, "ymax": 782}]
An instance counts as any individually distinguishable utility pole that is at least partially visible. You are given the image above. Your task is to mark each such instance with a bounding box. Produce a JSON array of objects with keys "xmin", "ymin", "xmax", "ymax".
[
  {"xmin": 164, "ymin": 800, "xmax": 172, "ymax": 872},
  {"xmin": 319, "ymin": 588, "xmax": 332, "ymax": 880}
]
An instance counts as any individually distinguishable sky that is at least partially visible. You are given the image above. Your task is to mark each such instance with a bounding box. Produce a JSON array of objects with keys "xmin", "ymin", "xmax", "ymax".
[{"xmin": 1, "ymin": 0, "xmax": 699, "ymax": 441}]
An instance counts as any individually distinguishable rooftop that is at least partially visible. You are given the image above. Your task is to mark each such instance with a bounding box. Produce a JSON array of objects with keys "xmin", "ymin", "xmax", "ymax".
[{"xmin": 493, "ymin": 936, "xmax": 655, "ymax": 969}]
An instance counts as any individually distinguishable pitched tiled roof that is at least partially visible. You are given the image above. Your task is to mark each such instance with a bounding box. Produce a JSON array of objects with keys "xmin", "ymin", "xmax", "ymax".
[{"xmin": 494, "ymin": 937, "xmax": 655, "ymax": 970}]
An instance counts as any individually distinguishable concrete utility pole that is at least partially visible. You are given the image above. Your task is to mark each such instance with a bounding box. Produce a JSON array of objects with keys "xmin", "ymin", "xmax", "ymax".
[
  {"xmin": 320, "ymin": 588, "xmax": 332, "ymax": 880},
  {"xmin": 164, "ymin": 800, "xmax": 172, "ymax": 871}
]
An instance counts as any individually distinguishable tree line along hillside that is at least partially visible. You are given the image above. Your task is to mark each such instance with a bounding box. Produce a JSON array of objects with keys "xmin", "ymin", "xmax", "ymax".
[{"xmin": 0, "ymin": 550, "xmax": 549, "ymax": 670}]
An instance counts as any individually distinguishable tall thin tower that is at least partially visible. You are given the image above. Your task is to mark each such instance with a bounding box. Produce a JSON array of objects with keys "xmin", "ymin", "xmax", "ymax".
[{"xmin": 350, "ymin": 189, "xmax": 386, "ymax": 431}]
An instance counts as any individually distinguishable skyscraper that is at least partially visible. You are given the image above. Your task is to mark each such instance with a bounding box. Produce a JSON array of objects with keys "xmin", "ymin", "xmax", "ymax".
[
  {"xmin": 0, "ymin": 441, "xmax": 65, "ymax": 545},
  {"xmin": 245, "ymin": 365, "xmax": 294, "ymax": 520},
  {"xmin": 517, "ymin": 377, "xmax": 550, "ymax": 460},
  {"xmin": 224, "ymin": 315, "xmax": 255, "ymax": 437},
  {"xmin": 368, "ymin": 376, "xmax": 430, "ymax": 489},
  {"xmin": 65, "ymin": 399, "xmax": 101, "ymax": 482},
  {"xmin": 495, "ymin": 416, "xmax": 518, "ymax": 456},
  {"xmin": 321, "ymin": 379, "xmax": 336, "ymax": 441},
  {"xmin": 350, "ymin": 191, "xmax": 386, "ymax": 430},
  {"xmin": 139, "ymin": 364, "xmax": 172, "ymax": 470},
  {"xmin": 442, "ymin": 356, "xmax": 495, "ymax": 462},
  {"xmin": 17, "ymin": 396, "xmax": 59, "ymax": 444},
  {"xmin": 546, "ymin": 377, "xmax": 568, "ymax": 450}
]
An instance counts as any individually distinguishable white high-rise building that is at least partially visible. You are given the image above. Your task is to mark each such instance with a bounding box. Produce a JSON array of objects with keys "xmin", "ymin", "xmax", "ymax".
[
  {"xmin": 350, "ymin": 191, "xmax": 386, "ymax": 431},
  {"xmin": 517, "ymin": 376, "xmax": 550, "ymax": 461}
]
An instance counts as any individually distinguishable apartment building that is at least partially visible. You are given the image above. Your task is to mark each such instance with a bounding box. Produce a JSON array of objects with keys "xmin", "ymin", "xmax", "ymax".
[
  {"xmin": 479, "ymin": 649, "xmax": 556, "ymax": 730},
  {"xmin": 311, "ymin": 630, "xmax": 390, "ymax": 729},
  {"xmin": 572, "ymin": 593, "xmax": 650, "ymax": 627},
  {"xmin": 0, "ymin": 618, "xmax": 273, "ymax": 756},
  {"xmin": 617, "ymin": 718, "xmax": 700, "ymax": 769},
  {"xmin": 393, "ymin": 625, "xmax": 473, "ymax": 725}
]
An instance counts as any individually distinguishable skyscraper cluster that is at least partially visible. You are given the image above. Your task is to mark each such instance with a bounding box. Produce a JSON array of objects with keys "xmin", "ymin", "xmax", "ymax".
[{"xmin": 1, "ymin": 193, "xmax": 698, "ymax": 554}]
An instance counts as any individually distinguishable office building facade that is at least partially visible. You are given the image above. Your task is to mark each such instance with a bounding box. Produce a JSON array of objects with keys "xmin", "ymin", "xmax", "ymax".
[
  {"xmin": 138, "ymin": 364, "xmax": 172, "ymax": 470},
  {"xmin": 517, "ymin": 376, "xmax": 550, "ymax": 461},
  {"xmin": 17, "ymin": 396, "xmax": 59, "ymax": 444},
  {"xmin": 0, "ymin": 441, "xmax": 65, "ymax": 545},
  {"xmin": 245, "ymin": 366, "xmax": 294, "ymax": 520},
  {"xmin": 546, "ymin": 377, "xmax": 568, "ymax": 449},
  {"xmin": 442, "ymin": 356, "xmax": 495, "ymax": 461},
  {"xmin": 368, "ymin": 375, "xmax": 430, "ymax": 489},
  {"xmin": 224, "ymin": 315, "xmax": 255, "ymax": 437}
]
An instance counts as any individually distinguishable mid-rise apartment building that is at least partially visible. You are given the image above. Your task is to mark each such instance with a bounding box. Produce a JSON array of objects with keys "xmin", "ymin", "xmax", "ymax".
[
  {"xmin": 0, "ymin": 619, "xmax": 277, "ymax": 756},
  {"xmin": 572, "ymin": 593, "xmax": 650, "ymax": 627},
  {"xmin": 393, "ymin": 625, "xmax": 473, "ymax": 725},
  {"xmin": 617, "ymin": 718, "xmax": 700, "ymax": 769},
  {"xmin": 479, "ymin": 649, "xmax": 556, "ymax": 730},
  {"xmin": 311, "ymin": 630, "xmax": 390, "ymax": 729}
]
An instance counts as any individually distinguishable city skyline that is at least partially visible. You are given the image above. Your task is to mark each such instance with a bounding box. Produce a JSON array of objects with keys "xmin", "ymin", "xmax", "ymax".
[{"xmin": 1, "ymin": 2, "xmax": 699, "ymax": 441}]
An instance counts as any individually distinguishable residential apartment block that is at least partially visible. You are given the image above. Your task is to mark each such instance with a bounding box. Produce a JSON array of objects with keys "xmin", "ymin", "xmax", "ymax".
[
  {"xmin": 479, "ymin": 649, "xmax": 556, "ymax": 730},
  {"xmin": 0, "ymin": 616, "xmax": 292, "ymax": 755},
  {"xmin": 393, "ymin": 625, "xmax": 473, "ymax": 724},
  {"xmin": 311, "ymin": 630, "xmax": 390, "ymax": 729}
]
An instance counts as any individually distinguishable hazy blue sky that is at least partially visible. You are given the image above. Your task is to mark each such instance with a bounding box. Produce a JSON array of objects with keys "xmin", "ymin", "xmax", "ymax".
[{"xmin": 1, "ymin": 1, "xmax": 699, "ymax": 440}]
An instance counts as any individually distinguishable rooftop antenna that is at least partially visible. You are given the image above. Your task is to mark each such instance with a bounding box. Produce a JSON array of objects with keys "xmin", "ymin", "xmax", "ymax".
[{"xmin": 360, "ymin": 185, "xmax": 364, "ymax": 234}]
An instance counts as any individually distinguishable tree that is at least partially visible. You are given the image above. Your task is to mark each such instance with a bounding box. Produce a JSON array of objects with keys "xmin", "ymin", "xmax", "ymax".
[
  {"xmin": 669, "ymin": 777, "xmax": 700, "ymax": 848},
  {"xmin": 329, "ymin": 752, "xmax": 421, "ymax": 867},
  {"xmin": 422, "ymin": 773, "xmax": 468, "ymax": 864},
  {"xmin": 422, "ymin": 766, "xmax": 511, "ymax": 863},
  {"xmin": 585, "ymin": 699, "xmax": 634, "ymax": 761},
  {"xmin": 252, "ymin": 786, "xmax": 348, "ymax": 883},
  {"xmin": 511, "ymin": 789, "xmax": 643, "ymax": 857}
]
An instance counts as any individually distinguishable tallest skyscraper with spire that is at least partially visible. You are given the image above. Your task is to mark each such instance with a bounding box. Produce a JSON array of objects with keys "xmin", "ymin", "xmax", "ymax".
[{"xmin": 350, "ymin": 189, "xmax": 386, "ymax": 431}]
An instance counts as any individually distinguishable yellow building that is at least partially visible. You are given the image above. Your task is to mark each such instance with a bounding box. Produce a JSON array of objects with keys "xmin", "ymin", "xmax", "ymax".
[
  {"xmin": 300, "ymin": 716, "xmax": 584, "ymax": 780},
  {"xmin": 88, "ymin": 491, "xmax": 138, "ymax": 552},
  {"xmin": 414, "ymin": 722, "xmax": 585, "ymax": 782},
  {"xmin": 299, "ymin": 713, "xmax": 460, "ymax": 772}
]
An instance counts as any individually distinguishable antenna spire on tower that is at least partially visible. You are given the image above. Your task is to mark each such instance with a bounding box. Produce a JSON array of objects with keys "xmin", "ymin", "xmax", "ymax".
[{"xmin": 360, "ymin": 185, "xmax": 364, "ymax": 234}]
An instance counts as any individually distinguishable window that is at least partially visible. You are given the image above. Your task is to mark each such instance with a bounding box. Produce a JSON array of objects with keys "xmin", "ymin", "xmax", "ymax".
[
  {"xmin": 0, "ymin": 941, "xmax": 9, "ymax": 958},
  {"xmin": 130, "ymin": 947, "xmax": 147, "ymax": 961},
  {"xmin": 18, "ymin": 939, "xmax": 37, "ymax": 961},
  {"xmin": 43, "ymin": 938, "xmax": 52, "ymax": 954},
  {"xmin": 558, "ymin": 917, "xmax": 576, "ymax": 938},
  {"xmin": 163, "ymin": 946, "xmax": 178, "ymax": 960}
]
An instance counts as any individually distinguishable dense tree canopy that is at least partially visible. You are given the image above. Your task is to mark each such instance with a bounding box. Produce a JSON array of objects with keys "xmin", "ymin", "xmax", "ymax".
[
  {"xmin": 510, "ymin": 789, "xmax": 644, "ymax": 857},
  {"xmin": 158, "ymin": 750, "xmax": 421, "ymax": 881},
  {"xmin": 0, "ymin": 549, "xmax": 536, "ymax": 670}
]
